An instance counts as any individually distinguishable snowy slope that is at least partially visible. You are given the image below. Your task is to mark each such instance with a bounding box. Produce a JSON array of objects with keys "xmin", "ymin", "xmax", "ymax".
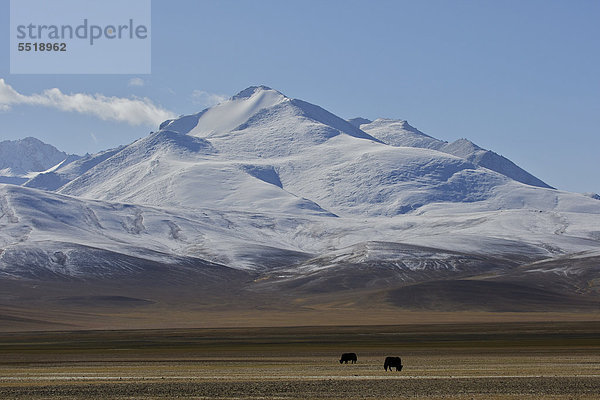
[
  {"xmin": 57, "ymin": 129, "xmax": 331, "ymax": 215},
  {"xmin": 440, "ymin": 138, "xmax": 553, "ymax": 189},
  {"xmin": 0, "ymin": 184, "xmax": 319, "ymax": 275},
  {"xmin": 25, "ymin": 147, "xmax": 123, "ymax": 191},
  {"xmin": 2, "ymin": 180, "xmax": 600, "ymax": 280}
]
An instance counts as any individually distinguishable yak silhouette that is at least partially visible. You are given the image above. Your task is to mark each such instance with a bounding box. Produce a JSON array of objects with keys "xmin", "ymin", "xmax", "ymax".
[
  {"xmin": 339, "ymin": 353, "xmax": 357, "ymax": 364},
  {"xmin": 384, "ymin": 356, "xmax": 403, "ymax": 371}
]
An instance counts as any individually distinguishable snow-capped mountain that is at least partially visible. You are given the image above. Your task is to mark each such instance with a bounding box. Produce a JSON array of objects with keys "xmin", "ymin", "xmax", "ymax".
[
  {"xmin": 0, "ymin": 137, "xmax": 79, "ymax": 185},
  {"xmin": 1, "ymin": 86, "xmax": 599, "ymax": 325},
  {"xmin": 27, "ymin": 86, "xmax": 562, "ymax": 217}
]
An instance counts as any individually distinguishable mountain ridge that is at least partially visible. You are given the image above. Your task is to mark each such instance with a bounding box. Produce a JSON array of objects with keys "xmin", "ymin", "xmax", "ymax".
[{"xmin": 355, "ymin": 118, "xmax": 553, "ymax": 189}]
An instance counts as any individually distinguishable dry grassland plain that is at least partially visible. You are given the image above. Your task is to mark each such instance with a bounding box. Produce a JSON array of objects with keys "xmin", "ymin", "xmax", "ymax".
[{"xmin": 0, "ymin": 322, "xmax": 599, "ymax": 399}]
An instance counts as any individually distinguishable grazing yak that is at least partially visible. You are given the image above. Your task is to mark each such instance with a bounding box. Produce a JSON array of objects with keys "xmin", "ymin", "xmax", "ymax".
[
  {"xmin": 384, "ymin": 356, "xmax": 403, "ymax": 371},
  {"xmin": 339, "ymin": 353, "xmax": 357, "ymax": 364}
]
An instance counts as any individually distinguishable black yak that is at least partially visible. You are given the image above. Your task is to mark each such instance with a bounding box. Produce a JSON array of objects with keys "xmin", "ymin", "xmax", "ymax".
[
  {"xmin": 339, "ymin": 352, "xmax": 357, "ymax": 364},
  {"xmin": 384, "ymin": 356, "xmax": 403, "ymax": 371}
]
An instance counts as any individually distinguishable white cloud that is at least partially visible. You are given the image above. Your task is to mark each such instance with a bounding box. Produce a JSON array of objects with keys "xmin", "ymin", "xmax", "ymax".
[
  {"xmin": 128, "ymin": 78, "xmax": 145, "ymax": 87},
  {"xmin": 0, "ymin": 78, "xmax": 176, "ymax": 127},
  {"xmin": 191, "ymin": 90, "xmax": 227, "ymax": 108},
  {"xmin": 90, "ymin": 132, "xmax": 98, "ymax": 143}
]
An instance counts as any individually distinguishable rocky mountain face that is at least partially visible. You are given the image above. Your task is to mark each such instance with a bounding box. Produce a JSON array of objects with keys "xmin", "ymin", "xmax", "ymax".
[{"xmin": 0, "ymin": 137, "xmax": 79, "ymax": 185}]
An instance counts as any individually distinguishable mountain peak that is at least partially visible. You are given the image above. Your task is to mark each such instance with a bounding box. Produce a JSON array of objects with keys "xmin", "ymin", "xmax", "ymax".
[
  {"xmin": 443, "ymin": 138, "xmax": 483, "ymax": 156},
  {"xmin": 372, "ymin": 118, "xmax": 415, "ymax": 130},
  {"xmin": 1, "ymin": 136, "xmax": 46, "ymax": 147},
  {"xmin": 0, "ymin": 137, "xmax": 72, "ymax": 173},
  {"xmin": 0, "ymin": 136, "xmax": 81, "ymax": 185},
  {"xmin": 359, "ymin": 118, "xmax": 443, "ymax": 149},
  {"xmin": 231, "ymin": 85, "xmax": 283, "ymax": 100}
]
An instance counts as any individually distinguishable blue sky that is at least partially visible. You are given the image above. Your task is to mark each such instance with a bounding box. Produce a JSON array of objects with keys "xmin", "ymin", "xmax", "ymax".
[{"xmin": 1, "ymin": 0, "xmax": 599, "ymax": 194}]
